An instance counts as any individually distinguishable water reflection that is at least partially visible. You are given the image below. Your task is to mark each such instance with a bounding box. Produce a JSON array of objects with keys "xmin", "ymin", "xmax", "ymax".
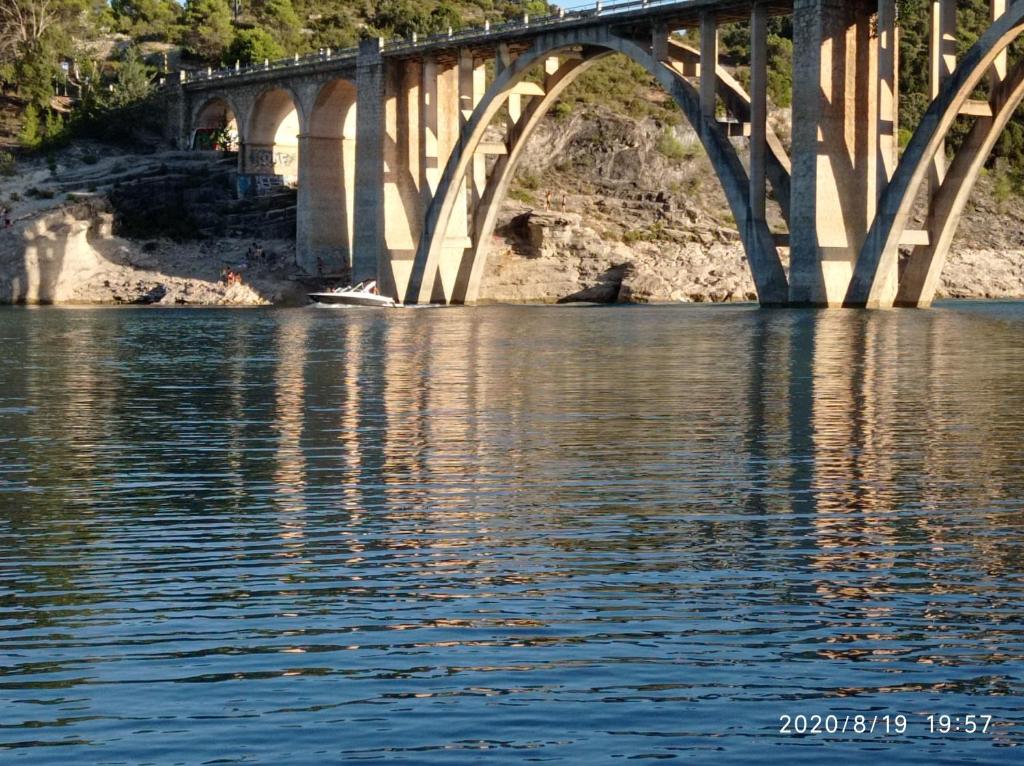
[{"xmin": 0, "ymin": 304, "xmax": 1022, "ymax": 763}]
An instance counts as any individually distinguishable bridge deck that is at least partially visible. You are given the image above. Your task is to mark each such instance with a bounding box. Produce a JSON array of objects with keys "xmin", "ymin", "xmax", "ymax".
[{"xmin": 181, "ymin": 0, "xmax": 793, "ymax": 91}]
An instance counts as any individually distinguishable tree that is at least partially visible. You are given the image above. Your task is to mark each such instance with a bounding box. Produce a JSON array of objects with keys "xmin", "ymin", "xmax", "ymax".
[
  {"xmin": 19, "ymin": 103, "xmax": 42, "ymax": 148},
  {"xmin": 372, "ymin": 0, "xmax": 427, "ymax": 38},
  {"xmin": 225, "ymin": 28, "xmax": 284, "ymax": 65},
  {"xmin": 305, "ymin": 10, "xmax": 358, "ymax": 52},
  {"xmin": 182, "ymin": 0, "xmax": 233, "ymax": 62},
  {"xmin": 250, "ymin": 0, "xmax": 301, "ymax": 51},
  {"xmin": 106, "ymin": 46, "xmax": 152, "ymax": 107},
  {"xmin": 427, "ymin": 2, "xmax": 462, "ymax": 34},
  {"xmin": 110, "ymin": 0, "xmax": 182, "ymax": 40},
  {"xmin": 0, "ymin": 0, "xmax": 100, "ymax": 107}
]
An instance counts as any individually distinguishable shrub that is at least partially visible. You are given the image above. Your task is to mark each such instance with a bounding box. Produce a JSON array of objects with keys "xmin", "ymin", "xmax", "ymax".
[
  {"xmin": 656, "ymin": 130, "xmax": 687, "ymax": 161},
  {"xmin": 508, "ymin": 188, "xmax": 535, "ymax": 204},
  {"xmin": 992, "ymin": 166, "xmax": 1015, "ymax": 204},
  {"xmin": 0, "ymin": 151, "xmax": 15, "ymax": 177},
  {"xmin": 19, "ymin": 105, "xmax": 42, "ymax": 150},
  {"xmin": 225, "ymin": 28, "xmax": 284, "ymax": 67},
  {"xmin": 552, "ymin": 101, "xmax": 573, "ymax": 121},
  {"xmin": 518, "ymin": 172, "xmax": 541, "ymax": 190}
]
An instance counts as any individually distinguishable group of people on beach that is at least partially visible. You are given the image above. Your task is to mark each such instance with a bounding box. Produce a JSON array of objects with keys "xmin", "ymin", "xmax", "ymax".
[
  {"xmin": 221, "ymin": 268, "xmax": 243, "ymax": 286},
  {"xmin": 246, "ymin": 242, "xmax": 265, "ymax": 266},
  {"xmin": 220, "ymin": 243, "xmax": 270, "ymax": 287}
]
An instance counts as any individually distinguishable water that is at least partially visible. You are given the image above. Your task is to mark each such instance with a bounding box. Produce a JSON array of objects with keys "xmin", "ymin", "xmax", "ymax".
[{"xmin": 1, "ymin": 303, "xmax": 1023, "ymax": 764}]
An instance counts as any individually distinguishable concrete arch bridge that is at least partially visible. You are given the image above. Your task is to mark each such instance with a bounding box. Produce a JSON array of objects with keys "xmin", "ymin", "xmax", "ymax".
[{"xmin": 168, "ymin": 0, "xmax": 1024, "ymax": 308}]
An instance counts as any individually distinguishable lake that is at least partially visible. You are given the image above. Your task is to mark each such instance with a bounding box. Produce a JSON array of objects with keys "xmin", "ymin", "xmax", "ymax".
[{"xmin": 1, "ymin": 303, "xmax": 1022, "ymax": 764}]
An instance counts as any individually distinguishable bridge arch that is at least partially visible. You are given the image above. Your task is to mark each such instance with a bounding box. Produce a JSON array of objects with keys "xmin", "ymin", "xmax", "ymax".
[
  {"xmin": 245, "ymin": 86, "xmax": 304, "ymax": 185},
  {"xmin": 409, "ymin": 29, "xmax": 790, "ymax": 306},
  {"xmin": 191, "ymin": 96, "xmax": 239, "ymax": 150},
  {"xmin": 849, "ymin": 6, "xmax": 1024, "ymax": 308},
  {"xmin": 297, "ymin": 79, "xmax": 359, "ymax": 274}
]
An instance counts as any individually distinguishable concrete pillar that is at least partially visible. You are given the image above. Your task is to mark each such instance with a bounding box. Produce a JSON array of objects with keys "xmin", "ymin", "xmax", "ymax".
[
  {"xmin": 460, "ymin": 49, "xmax": 487, "ymax": 210},
  {"xmin": 789, "ymin": 0, "xmax": 882, "ymax": 306},
  {"xmin": 749, "ymin": 4, "xmax": 768, "ymax": 222},
  {"xmin": 381, "ymin": 58, "xmax": 423, "ymax": 300},
  {"xmin": 929, "ymin": 0, "xmax": 956, "ymax": 190},
  {"xmin": 353, "ymin": 38, "xmax": 386, "ymax": 285},
  {"xmin": 497, "ymin": 43, "xmax": 521, "ymax": 127},
  {"xmin": 296, "ymin": 134, "xmax": 353, "ymax": 276},
  {"xmin": 700, "ymin": 13, "xmax": 718, "ymax": 120},
  {"xmin": 421, "ymin": 56, "xmax": 441, "ymax": 198},
  {"xmin": 877, "ymin": 0, "xmax": 898, "ymax": 189},
  {"xmin": 991, "ymin": 0, "xmax": 1008, "ymax": 83},
  {"xmin": 652, "ymin": 24, "xmax": 669, "ymax": 62}
]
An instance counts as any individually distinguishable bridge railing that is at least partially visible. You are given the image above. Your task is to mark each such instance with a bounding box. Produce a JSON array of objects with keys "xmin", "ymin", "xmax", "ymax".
[{"xmin": 180, "ymin": 0, "xmax": 687, "ymax": 85}]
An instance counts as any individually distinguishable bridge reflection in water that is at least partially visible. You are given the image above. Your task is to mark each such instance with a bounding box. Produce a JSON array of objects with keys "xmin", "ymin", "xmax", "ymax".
[{"xmin": 1, "ymin": 305, "xmax": 1023, "ymax": 760}]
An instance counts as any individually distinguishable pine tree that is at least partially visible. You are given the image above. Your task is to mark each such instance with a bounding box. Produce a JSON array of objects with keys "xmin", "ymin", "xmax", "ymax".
[
  {"xmin": 19, "ymin": 104, "xmax": 42, "ymax": 150},
  {"xmin": 183, "ymin": 0, "xmax": 234, "ymax": 62}
]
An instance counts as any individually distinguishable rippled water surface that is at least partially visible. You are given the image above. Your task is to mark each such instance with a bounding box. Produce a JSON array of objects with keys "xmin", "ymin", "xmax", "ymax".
[{"xmin": 2, "ymin": 303, "xmax": 1023, "ymax": 764}]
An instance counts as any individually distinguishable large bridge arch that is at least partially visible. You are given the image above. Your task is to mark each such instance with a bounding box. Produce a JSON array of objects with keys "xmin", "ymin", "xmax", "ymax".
[
  {"xmin": 409, "ymin": 28, "xmax": 790, "ymax": 306},
  {"xmin": 849, "ymin": 5, "xmax": 1024, "ymax": 308},
  {"xmin": 245, "ymin": 87, "xmax": 304, "ymax": 185},
  {"xmin": 297, "ymin": 79, "xmax": 358, "ymax": 274}
]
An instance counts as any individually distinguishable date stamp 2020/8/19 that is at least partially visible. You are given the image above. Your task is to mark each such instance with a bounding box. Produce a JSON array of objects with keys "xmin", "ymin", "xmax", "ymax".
[{"xmin": 779, "ymin": 713, "xmax": 995, "ymax": 736}]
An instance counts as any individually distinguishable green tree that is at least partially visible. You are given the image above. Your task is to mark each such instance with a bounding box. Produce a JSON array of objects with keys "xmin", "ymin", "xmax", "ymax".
[
  {"xmin": 305, "ymin": 10, "xmax": 359, "ymax": 51},
  {"xmin": 107, "ymin": 46, "xmax": 152, "ymax": 107},
  {"xmin": 43, "ymin": 109, "xmax": 65, "ymax": 144},
  {"xmin": 182, "ymin": 0, "xmax": 234, "ymax": 62},
  {"xmin": 251, "ymin": 0, "xmax": 302, "ymax": 51},
  {"xmin": 225, "ymin": 28, "xmax": 284, "ymax": 65},
  {"xmin": 427, "ymin": 2, "xmax": 463, "ymax": 34},
  {"xmin": 19, "ymin": 103, "xmax": 42, "ymax": 149},
  {"xmin": 110, "ymin": 0, "xmax": 182, "ymax": 40},
  {"xmin": 373, "ymin": 0, "xmax": 427, "ymax": 38},
  {"xmin": 765, "ymin": 33, "xmax": 792, "ymax": 108}
]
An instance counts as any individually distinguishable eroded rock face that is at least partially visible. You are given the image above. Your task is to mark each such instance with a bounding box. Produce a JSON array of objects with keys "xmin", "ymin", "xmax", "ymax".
[
  {"xmin": 937, "ymin": 250, "xmax": 1024, "ymax": 300},
  {"xmin": 479, "ymin": 208, "xmax": 760, "ymax": 304},
  {"xmin": 0, "ymin": 197, "xmax": 305, "ymax": 306}
]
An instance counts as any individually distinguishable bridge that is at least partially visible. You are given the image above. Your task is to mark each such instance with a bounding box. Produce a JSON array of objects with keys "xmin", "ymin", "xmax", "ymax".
[{"xmin": 165, "ymin": 0, "xmax": 1024, "ymax": 308}]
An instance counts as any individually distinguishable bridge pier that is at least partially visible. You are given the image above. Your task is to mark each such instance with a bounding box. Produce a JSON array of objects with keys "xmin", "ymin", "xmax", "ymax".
[{"xmin": 789, "ymin": 0, "xmax": 895, "ymax": 307}]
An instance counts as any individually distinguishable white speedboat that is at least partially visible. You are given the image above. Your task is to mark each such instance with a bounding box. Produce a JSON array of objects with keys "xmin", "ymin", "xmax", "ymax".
[{"xmin": 309, "ymin": 281, "xmax": 397, "ymax": 308}]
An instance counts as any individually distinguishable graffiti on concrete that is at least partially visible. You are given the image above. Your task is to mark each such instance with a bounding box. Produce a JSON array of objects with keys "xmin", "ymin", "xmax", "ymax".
[
  {"xmin": 247, "ymin": 147, "xmax": 296, "ymax": 170},
  {"xmin": 237, "ymin": 174, "xmax": 285, "ymax": 198}
]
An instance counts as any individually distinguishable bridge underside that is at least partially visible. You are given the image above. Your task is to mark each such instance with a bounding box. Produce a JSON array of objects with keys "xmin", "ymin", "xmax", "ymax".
[{"xmin": 175, "ymin": 0, "xmax": 1024, "ymax": 308}]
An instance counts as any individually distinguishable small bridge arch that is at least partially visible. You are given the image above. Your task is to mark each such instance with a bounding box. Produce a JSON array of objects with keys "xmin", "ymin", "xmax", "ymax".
[
  {"xmin": 191, "ymin": 96, "xmax": 239, "ymax": 150},
  {"xmin": 244, "ymin": 86, "xmax": 304, "ymax": 185},
  {"xmin": 296, "ymin": 78, "xmax": 359, "ymax": 274}
]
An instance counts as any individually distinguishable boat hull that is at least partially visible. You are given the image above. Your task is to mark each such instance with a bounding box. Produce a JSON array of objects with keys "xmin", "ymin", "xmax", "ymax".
[{"xmin": 309, "ymin": 292, "xmax": 396, "ymax": 308}]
